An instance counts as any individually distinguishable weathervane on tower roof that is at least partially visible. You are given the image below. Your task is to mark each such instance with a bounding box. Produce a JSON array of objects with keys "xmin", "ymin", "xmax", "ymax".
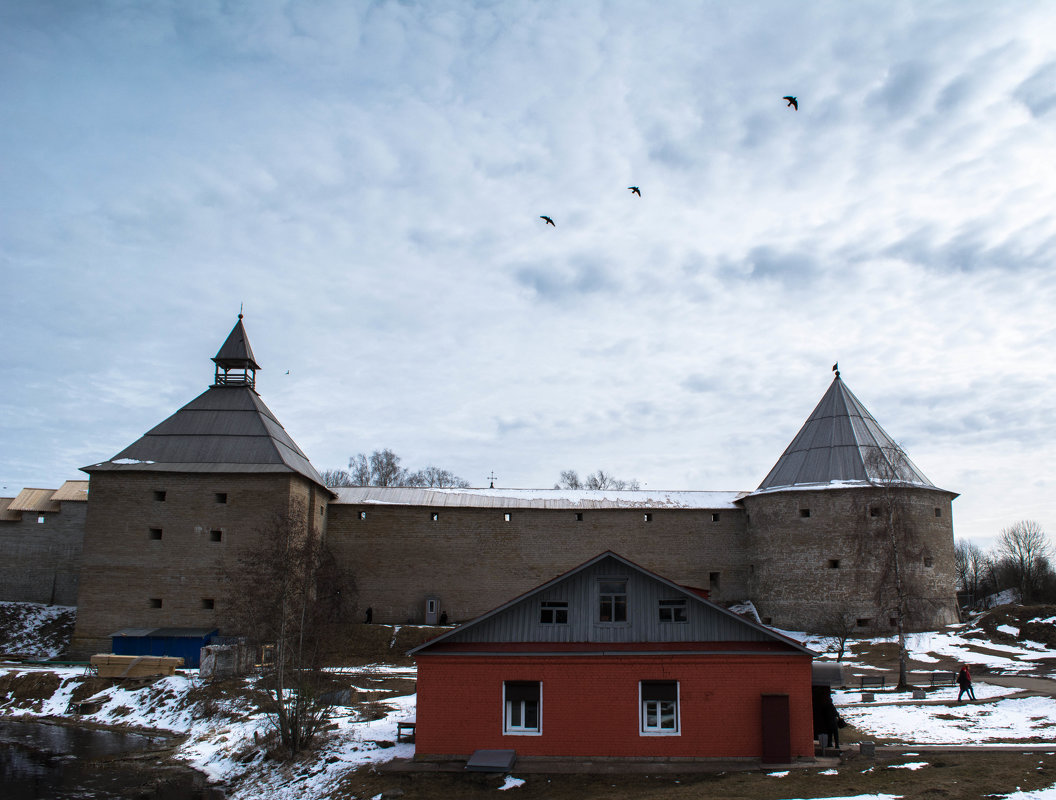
[
  {"xmin": 832, "ymin": 362, "xmax": 840, "ymax": 379},
  {"xmin": 487, "ymin": 471, "xmax": 497, "ymax": 489}
]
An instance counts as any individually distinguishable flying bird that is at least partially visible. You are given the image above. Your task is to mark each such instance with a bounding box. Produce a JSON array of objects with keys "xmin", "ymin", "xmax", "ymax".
[
  {"xmin": 540, "ymin": 215, "xmax": 555, "ymax": 226},
  {"xmin": 783, "ymin": 96, "xmax": 798, "ymax": 110},
  {"xmin": 628, "ymin": 186, "xmax": 641, "ymax": 197}
]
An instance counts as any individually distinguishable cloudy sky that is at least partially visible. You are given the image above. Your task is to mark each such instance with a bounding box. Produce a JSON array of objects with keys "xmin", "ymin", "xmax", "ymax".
[{"xmin": 2, "ymin": 1, "xmax": 1054, "ymax": 544}]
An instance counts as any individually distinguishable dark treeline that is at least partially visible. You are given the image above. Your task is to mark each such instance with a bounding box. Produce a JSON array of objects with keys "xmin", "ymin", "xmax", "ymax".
[{"xmin": 956, "ymin": 520, "xmax": 1054, "ymax": 606}]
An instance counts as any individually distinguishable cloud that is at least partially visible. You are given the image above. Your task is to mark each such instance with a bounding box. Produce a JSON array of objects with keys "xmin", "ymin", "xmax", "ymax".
[
  {"xmin": 1014, "ymin": 60, "xmax": 1056, "ymax": 117},
  {"xmin": 513, "ymin": 257, "xmax": 618, "ymax": 301}
]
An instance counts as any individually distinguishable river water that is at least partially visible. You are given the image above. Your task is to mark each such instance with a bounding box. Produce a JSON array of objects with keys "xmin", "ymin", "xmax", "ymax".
[{"xmin": 0, "ymin": 718, "xmax": 221, "ymax": 799}]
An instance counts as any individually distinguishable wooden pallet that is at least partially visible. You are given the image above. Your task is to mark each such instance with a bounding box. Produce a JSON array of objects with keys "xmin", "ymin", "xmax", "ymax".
[{"xmin": 90, "ymin": 654, "xmax": 184, "ymax": 678}]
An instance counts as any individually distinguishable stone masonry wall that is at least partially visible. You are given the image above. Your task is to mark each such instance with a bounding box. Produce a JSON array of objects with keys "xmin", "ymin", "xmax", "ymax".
[
  {"xmin": 325, "ymin": 504, "xmax": 751, "ymax": 625},
  {"xmin": 0, "ymin": 501, "xmax": 85, "ymax": 606},
  {"xmin": 742, "ymin": 487, "xmax": 959, "ymax": 632},
  {"xmin": 69, "ymin": 471, "xmax": 320, "ymax": 658}
]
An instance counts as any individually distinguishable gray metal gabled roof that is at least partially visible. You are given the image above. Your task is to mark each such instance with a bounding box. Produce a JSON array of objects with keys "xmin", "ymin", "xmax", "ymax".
[
  {"xmin": 754, "ymin": 375, "xmax": 936, "ymax": 493},
  {"xmin": 212, "ymin": 315, "xmax": 260, "ymax": 370},
  {"xmin": 81, "ymin": 384, "xmax": 326, "ymax": 488}
]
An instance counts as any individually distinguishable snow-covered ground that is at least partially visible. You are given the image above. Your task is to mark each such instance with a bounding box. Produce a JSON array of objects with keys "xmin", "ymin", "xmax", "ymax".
[{"xmin": 2, "ymin": 607, "xmax": 1056, "ymax": 798}]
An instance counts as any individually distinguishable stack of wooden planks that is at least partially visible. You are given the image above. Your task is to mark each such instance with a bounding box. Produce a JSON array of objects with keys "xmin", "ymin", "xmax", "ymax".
[{"xmin": 90, "ymin": 654, "xmax": 184, "ymax": 678}]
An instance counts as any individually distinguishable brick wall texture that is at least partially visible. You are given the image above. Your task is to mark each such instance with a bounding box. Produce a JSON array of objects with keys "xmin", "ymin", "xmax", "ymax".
[
  {"xmin": 0, "ymin": 502, "xmax": 85, "ymax": 606},
  {"xmin": 414, "ymin": 652, "xmax": 814, "ymax": 759},
  {"xmin": 68, "ymin": 471, "xmax": 329, "ymax": 658}
]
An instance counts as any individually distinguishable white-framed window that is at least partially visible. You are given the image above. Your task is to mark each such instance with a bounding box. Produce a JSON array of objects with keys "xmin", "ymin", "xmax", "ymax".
[
  {"xmin": 598, "ymin": 579, "xmax": 627, "ymax": 623},
  {"xmin": 658, "ymin": 599, "xmax": 687, "ymax": 623},
  {"xmin": 640, "ymin": 680, "xmax": 679, "ymax": 735},
  {"xmin": 503, "ymin": 681, "xmax": 541, "ymax": 735},
  {"xmin": 539, "ymin": 601, "xmax": 568, "ymax": 625}
]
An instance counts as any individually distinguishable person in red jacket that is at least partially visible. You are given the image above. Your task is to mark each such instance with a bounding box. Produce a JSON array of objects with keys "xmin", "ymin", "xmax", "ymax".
[{"xmin": 957, "ymin": 665, "xmax": 976, "ymax": 701}]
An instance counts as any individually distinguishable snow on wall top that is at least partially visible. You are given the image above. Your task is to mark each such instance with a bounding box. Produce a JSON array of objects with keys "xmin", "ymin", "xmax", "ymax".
[{"xmin": 330, "ymin": 486, "xmax": 748, "ymax": 510}]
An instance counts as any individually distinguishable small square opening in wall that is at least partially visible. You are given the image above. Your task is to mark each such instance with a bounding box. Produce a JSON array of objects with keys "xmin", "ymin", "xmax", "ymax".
[
  {"xmin": 149, "ymin": 598, "xmax": 163, "ymax": 609},
  {"xmin": 828, "ymin": 559, "xmax": 840, "ymax": 569},
  {"xmin": 644, "ymin": 513, "xmax": 652, "ymax": 522},
  {"xmin": 856, "ymin": 617, "xmax": 872, "ymax": 628},
  {"xmin": 153, "ymin": 491, "xmax": 166, "ymax": 502},
  {"xmin": 215, "ymin": 493, "xmax": 227, "ymax": 504},
  {"xmin": 934, "ymin": 508, "xmax": 942, "ymax": 517},
  {"xmin": 799, "ymin": 508, "xmax": 811, "ymax": 518},
  {"xmin": 889, "ymin": 617, "xmax": 898, "ymax": 627},
  {"xmin": 575, "ymin": 512, "xmax": 583, "ymax": 522},
  {"xmin": 202, "ymin": 598, "xmax": 215, "ymax": 610},
  {"xmin": 37, "ymin": 515, "xmax": 45, "ymax": 524},
  {"xmin": 209, "ymin": 530, "xmax": 223, "ymax": 542},
  {"xmin": 870, "ymin": 507, "xmax": 880, "ymax": 517},
  {"xmin": 711, "ymin": 513, "xmax": 720, "ymax": 522},
  {"xmin": 431, "ymin": 513, "xmax": 439, "ymax": 522},
  {"xmin": 504, "ymin": 513, "xmax": 512, "ymax": 522},
  {"xmin": 709, "ymin": 572, "xmax": 720, "ymax": 590},
  {"xmin": 149, "ymin": 528, "xmax": 163, "ymax": 541},
  {"xmin": 359, "ymin": 511, "xmax": 367, "ymax": 521},
  {"xmin": 924, "ymin": 556, "xmax": 934, "ymax": 567}
]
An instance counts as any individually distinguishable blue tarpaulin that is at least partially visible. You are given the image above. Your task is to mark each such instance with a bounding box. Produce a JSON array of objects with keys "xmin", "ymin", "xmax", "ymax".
[{"xmin": 109, "ymin": 627, "xmax": 218, "ymax": 668}]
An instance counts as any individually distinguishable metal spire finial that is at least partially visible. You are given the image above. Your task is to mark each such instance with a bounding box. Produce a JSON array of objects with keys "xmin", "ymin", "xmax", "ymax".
[
  {"xmin": 487, "ymin": 471, "xmax": 497, "ymax": 489},
  {"xmin": 832, "ymin": 361, "xmax": 840, "ymax": 379}
]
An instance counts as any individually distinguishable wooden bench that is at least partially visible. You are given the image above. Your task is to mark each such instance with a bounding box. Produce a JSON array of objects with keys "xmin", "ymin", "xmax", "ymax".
[
  {"xmin": 859, "ymin": 675, "xmax": 886, "ymax": 690},
  {"xmin": 396, "ymin": 720, "xmax": 416, "ymax": 742},
  {"xmin": 930, "ymin": 671, "xmax": 957, "ymax": 687}
]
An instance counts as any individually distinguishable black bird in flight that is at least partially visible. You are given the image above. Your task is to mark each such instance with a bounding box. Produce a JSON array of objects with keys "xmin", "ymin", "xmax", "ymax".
[
  {"xmin": 540, "ymin": 215, "xmax": 555, "ymax": 226},
  {"xmin": 628, "ymin": 186, "xmax": 641, "ymax": 197},
  {"xmin": 783, "ymin": 96, "xmax": 798, "ymax": 110}
]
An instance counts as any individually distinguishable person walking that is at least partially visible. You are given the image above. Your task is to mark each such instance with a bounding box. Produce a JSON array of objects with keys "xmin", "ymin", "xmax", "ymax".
[{"xmin": 957, "ymin": 664, "xmax": 976, "ymax": 701}]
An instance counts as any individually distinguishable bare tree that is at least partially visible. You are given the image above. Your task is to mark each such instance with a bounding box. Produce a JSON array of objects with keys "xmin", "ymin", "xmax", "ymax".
[
  {"xmin": 347, "ymin": 449, "xmax": 469, "ymax": 488},
  {"xmin": 954, "ymin": 539, "xmax": 986, "ymax": 606},
  {"xmin": 818, "ymin": 610, "xmax": 857, "ymax": 662},
  {"xmin": 864, "ymin": 446, "xmax": 932, "ymax": 690},
  {"xmin": 996, "ymin": 520, "xmax": 1051, "ymax": 603},
  {"xmin": 320, "ymin": 468, "xmax": 354, "ymax": 488},
  {"xmin": 224, "ymin": 502, "xmax": 340, "ymax": 757},
  {"xmin": 555, "ymin": 469, "xmax": 640, "ymax": 490}
]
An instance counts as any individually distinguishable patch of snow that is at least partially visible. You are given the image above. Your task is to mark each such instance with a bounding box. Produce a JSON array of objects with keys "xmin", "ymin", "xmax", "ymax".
[
  {"xmin": 994, "ymin": 784, "xmax": 1056, "ymax": 799},
  {"xmin": 111, "ymin": 458, "xmax": 156, "ymax": 465},
  {"xmin": 818, "ymin": 768, "xmax": 839, "ymax": 775},
  {"xmin": 767, "ymin": 770, "xmax": 789, "ymax": 777},
  {"xmin": 499, "ymin": 775, "xmax": 525, "ymax": 790},
  {"xmin": 997, "ymin": 624, "xmax": 1021, "ymax": 636},
  {"xmin": 728, "ymin": 601, "xmax": 761, "ymax": 623},
  {"xmin": 888, "ymin": 761, "xmax": 929, "ymax": 770}
]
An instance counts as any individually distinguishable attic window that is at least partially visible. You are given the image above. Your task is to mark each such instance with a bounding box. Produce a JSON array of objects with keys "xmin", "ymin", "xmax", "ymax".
[
  {"xmin": 202, "ymin": 598, "xmax": 215, "ymax": 610},
  {"xmin": 658, "ymin": 599, "xmax": 687, "ymax": 623},
  {"xmin": 431, "ymin": 512, "xmax": 439, "ymax": 522},
  {"xmin": 153, "ymin": 491, "xmax": 166, "ymax": 502},
  {"xmin": 209, "ymin": 529, "xmax": 223, "ymax": 542},
  {"xmin": 828, "ymin": 559, "xmax": 840, "ymax": 569},
  {"xmin": 215, "ymin": 493, "xmax": 227, "ymax": 504},
  {"xmin": 575, "ymin": 512, "xmax": 583, "ymax": 522},
  {"xmin": 934, "ymin": 508, "xmax": 942, "ymax": 518},
  {"xmin": 644, "ymin": 513, "xmax": 652, "ymax": 522},
  {"xmin": 799, "ymin": 508, "xmax": 811, "ymax": 518},
  {"xmin": 149, "ymin": 528, "xmax": 163, "ymax": 541},
  {"xmin": 711, "ymin": 513, "xmax": 720, "ymax": 522},
  {"xmin": 598, "ymin": 579, "xmax": 628, "ymax": 623},
  {"xmin": 540, "ymin": 601, "xmax": 568, "ymax": 625},
  {"xmin": 149, "ymin": 598, "xmax": 163, "ymax": 609}
]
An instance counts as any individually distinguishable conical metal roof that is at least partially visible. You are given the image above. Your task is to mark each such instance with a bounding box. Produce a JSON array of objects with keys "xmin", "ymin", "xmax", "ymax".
[
  {"xmin": 754, "ymin": 375, "xmax": 935, "ymax": 493},
  {"xmin": 82, "ymin": 385, "xmax": 325, "ymax": 487},
  {"xmin": 212, "ymin": 315, "xmax": 260, "ymax": 370}
]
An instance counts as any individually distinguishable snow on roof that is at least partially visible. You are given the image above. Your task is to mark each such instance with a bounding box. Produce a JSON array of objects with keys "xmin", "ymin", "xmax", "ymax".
[{"xmin": 330, "ymin": 486, "xmax": 748, "ymax": 509}]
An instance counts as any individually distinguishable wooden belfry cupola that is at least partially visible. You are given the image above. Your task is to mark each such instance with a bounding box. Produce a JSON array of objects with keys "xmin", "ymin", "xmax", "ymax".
[{"xmin": 212, "ymin": 314, "xmax": 261, "ymax": 389}]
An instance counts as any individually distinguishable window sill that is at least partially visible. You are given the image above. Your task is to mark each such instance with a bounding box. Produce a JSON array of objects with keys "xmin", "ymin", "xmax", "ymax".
[
  {"xmin": 503, "ymin": 730, "xmax": 543, "ymax": 736},
  {"xmin": 640, "ymin": 730, "xmax": 681, "ymax": 737}
]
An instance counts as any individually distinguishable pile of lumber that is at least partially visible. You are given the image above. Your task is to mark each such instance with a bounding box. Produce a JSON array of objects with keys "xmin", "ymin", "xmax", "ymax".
[{"xmin": 90, "ymin": 654, "xmax": 184, "ymax": 678}]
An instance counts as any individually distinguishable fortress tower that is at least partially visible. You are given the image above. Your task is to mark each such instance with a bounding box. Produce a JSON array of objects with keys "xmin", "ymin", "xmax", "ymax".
[
  {"xmin": 69, "ymin": 316, "xmax": 332, "ymax": 657},
  {"xmin": 741, "ymin": 371, "xmax": 959, "ymax": 632}
]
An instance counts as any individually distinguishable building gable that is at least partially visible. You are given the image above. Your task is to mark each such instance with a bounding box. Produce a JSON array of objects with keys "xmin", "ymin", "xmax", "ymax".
[{"xmin": 410, "ymin": 552, "xmax": 812, "ymax": 655}]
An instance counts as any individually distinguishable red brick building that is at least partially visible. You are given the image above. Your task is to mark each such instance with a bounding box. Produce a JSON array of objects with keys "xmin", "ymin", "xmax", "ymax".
[{"xmin": 409, "ymin": 552, "xmax": 815, "ymax": 764}]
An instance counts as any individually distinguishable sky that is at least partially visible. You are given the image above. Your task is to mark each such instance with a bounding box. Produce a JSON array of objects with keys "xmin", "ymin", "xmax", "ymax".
[{"xmin": 2, "ymin": 1, "xmax": 1054, "ymax": 545}]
